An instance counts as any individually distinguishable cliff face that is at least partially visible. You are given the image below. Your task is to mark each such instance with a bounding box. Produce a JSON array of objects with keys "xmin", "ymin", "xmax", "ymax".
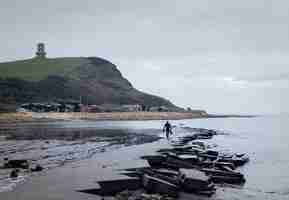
[{"xmin": 0, "ymin": 57, "xmax": 179, "ymax": 111}]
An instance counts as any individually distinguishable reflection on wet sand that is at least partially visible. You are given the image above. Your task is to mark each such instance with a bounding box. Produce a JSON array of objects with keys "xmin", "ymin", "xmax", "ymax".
[{"xmin": 0, "ymin": 124, "xmax": 161, "ymax": 192}]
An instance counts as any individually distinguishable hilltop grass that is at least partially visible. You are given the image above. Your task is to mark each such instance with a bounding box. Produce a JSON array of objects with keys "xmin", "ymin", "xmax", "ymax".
[{"xmin": 0, "ymin": 57, "xmax": 89, "ymax": 81}]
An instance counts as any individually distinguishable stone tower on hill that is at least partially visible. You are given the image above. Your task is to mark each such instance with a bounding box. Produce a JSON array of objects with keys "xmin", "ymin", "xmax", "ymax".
[{"xmin": 35, "ymin": 43, "xmax": 46, "ymax": 58}]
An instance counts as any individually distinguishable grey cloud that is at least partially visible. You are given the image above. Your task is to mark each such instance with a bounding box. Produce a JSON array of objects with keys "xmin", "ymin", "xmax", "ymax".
[{"xmin": 236, "ymin": 73, "xmax": 289, "ymax": 82}]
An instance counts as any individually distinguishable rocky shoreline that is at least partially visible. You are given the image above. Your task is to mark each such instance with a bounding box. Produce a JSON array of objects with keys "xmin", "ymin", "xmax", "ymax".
[
  {"xmin": 0, "ymin": 127, "xmax": 162, "ymax": 193},
  {"xmin": 88, "ymin": 128, "xmax": 249, "ymax": 200},
  {"xmin": 0, "ymin": 117, "xmax": 257, "ymax": 200}
]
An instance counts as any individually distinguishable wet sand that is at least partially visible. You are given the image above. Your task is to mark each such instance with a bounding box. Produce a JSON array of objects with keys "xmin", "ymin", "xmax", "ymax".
[
  {"xmin": 0, "ymin": 122, "xmax": 162, "ymax": 193},
  {"xmin": 0, "ymin": 121, "xmax": 219, "ymax": 199},
  {"xmin": 0, "ymin": 140, "xmax": 166, "ymax": 200},
  {"xmin": 0, "ymin": 138, "xmax": 215, "ymax": 200},
  {"xmin": 0, "ymin": 135, "xmax": 255, "ymax": 200}
]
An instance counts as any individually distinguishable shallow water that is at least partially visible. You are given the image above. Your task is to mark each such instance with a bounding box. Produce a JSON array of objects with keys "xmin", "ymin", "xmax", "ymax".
[
  {"xmin": 179, "ymin": 116, "xmax": 289, "ymax": 199},
  {"xmin": 0, "ymin": 116, "xmax": 289, "ymax": 199}
]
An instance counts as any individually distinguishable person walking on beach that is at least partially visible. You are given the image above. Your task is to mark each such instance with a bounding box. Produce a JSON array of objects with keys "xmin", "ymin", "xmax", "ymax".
[{"xmin": 163, "ymin": 121, "xmax": 173, "ymax": 139}]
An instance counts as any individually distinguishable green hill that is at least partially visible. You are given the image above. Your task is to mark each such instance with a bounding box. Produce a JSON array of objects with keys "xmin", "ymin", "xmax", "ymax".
[
  {"xmin": 0, "ymin": 57, "xmax": 91, "ymax": 81},
  {"xmin": 0, "ymin": 57, "xmax": 180, "ymax": 111}
]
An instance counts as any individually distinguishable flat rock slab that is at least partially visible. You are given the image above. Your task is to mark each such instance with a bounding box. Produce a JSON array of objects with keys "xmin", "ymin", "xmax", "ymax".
[{"xmin": 179, "ymin": 168, "xmax": 210, "ymax": 182}]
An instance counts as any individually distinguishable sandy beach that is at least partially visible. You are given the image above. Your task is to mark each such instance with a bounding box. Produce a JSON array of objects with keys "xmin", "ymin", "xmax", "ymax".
[{"xmin": 0, "ymin": 112, "xmax": 207, "ymax": 124}]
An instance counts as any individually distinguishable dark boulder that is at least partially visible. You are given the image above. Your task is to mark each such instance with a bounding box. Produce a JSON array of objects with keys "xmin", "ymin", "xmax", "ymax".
[
  {"xmin": 4, "ymin": 159, "xmax": 29, "ymax": 169},
  {"xmin": 9, "ymin": 169, "xmax": 19, "ymax": 178},
  {"xmin": 31, "ymin": 164, "xmax": 44, "ymax": 172}
]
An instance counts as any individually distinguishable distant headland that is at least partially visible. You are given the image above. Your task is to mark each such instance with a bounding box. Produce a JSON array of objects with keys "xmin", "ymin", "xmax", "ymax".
[{"xmin": 0, "ymin": 43, "xmax": 205, "ymax": 116}]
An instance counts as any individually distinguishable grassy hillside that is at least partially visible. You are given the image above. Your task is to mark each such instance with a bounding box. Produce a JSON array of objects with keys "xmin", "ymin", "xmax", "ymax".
[
  {"xmin": 0, "ymin": 57, "xmax": 180, "ymax": 111},
  {"xmin": 0, "ymin": 57, "xmax": 89, "ymax": 81}
]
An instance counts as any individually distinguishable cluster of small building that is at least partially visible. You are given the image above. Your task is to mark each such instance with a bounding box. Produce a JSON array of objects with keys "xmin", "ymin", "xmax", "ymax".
[
  {"xmin": 80, "ymin": 104, "xmax": 175, "ymax": 112},
  {"xmin": 17, "ymin": 102, "xmax": 179, "ymax": 113},
  {"xmin": 17, "ymin": 102, "xmax": 81, "ymax": 113}
]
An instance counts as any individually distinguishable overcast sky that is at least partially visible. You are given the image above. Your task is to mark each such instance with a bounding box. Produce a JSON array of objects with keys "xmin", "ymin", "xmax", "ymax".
[{"xmin": 1, "ymin": 0, "xmax": 289, "ymax": 114}]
